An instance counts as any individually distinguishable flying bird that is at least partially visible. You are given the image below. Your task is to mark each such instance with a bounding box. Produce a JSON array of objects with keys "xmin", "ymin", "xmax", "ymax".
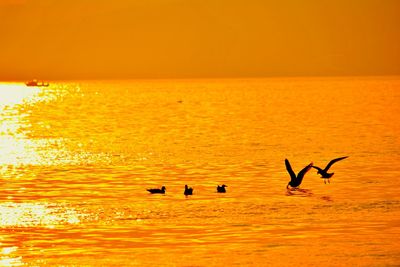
[
  {"xmin": 184, "ymin": 185, "xmax": 193, "ymax": 196},
  {"xmin": 217, "ymin": 184, "xmax": 227, "ymax": 193},
  {"xmin": 146, "ymin": 186, "xmax": 166, "ymax": 194},
  {"xmin": 285, "ymin": 159, "xmax": 313, "ymax": 189},
  {"xmin": 312, "ymin": 156, "xmax": 348, "ymax": 183}
]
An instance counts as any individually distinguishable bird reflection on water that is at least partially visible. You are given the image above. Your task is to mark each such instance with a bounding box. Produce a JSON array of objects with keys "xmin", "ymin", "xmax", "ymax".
[{"xmin": 285, "ymin": 187, "xmax": 314, "ymax": 197}]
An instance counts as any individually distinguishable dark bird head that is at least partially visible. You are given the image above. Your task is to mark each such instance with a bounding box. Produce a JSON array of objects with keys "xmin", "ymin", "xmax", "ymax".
[
  {"xmin": 221, "ymin": 184, "xmax": 227, "ymax": 188},
  {"xmin": 185, "ymin": 185, "xmax": 193, "ymax": 191},
  {"xmin": 161, "ymin": 186, "xmax": 166, "ymax": 191}
]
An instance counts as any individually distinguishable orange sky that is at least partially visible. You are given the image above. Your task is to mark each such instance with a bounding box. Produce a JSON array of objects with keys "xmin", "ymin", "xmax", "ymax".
[{"xmin": 0, "ymin": 0, "xmax": 399, "ymax": 80}]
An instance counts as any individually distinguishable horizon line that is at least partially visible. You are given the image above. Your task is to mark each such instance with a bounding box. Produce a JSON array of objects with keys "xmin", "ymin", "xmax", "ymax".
[{"xmin": 1, "ymin": 74, "xmax": 400, "ymax": 83}]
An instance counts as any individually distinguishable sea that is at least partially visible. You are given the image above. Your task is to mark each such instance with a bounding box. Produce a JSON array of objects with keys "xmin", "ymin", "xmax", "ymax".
[{"xmin": 0, "ymin": 77, "xmax": 399, "ymax": 266}]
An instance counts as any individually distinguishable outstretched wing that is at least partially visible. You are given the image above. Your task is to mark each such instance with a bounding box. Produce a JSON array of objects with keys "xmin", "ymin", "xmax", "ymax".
[
  {"xmin": 285, "ymin": 159, "xmax": 296, "ymax": 182},
  {"xmin": 312, "ymin": 166, "xmax": 323, "ymax": 172},
  {"xmin": 324, "ymin": 156, "xmax": 348, "ymax": 172},
  {"xmin": 296, "ymin": 162, "xmax": 313, "ymax": 185}
]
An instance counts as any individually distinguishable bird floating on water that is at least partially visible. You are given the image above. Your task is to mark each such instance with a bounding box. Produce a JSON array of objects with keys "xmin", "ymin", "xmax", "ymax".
[
  {"xmin": 285, "ymin": 159, "xmax": 313, "ymax": 190},
  {"xmin": 184, "ymin": 185, "xmax": 193, "ymax": 196},
  {"xmin": 217, "ymin": 184, "xmax": 227, "ymax": 193},
  {"xmin": 147, "ymin": 186, "xmax": 166, "ymax": 194},
  {"xmin": 312, "ymin": 156, "xmax": 348, "ymax": 183}
]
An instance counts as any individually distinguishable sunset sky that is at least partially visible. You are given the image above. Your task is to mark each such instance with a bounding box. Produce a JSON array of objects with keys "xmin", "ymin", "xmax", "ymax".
[{"xmin": 1, "ymin": 0, "xmax": 399, "ymax": 80}]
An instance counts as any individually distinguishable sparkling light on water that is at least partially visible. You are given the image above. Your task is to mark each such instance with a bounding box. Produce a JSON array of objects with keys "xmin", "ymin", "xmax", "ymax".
[{"xmin": 0, "ymin": 79, "xmax": 399, "ymax": 266}]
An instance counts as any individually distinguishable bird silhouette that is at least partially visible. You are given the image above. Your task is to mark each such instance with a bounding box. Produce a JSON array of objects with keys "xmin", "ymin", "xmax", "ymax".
[
  {"xmin": 285, "ymin": 159, "xmax": 313, "ymax": 189},
  {"xmin": 146, "ymin": 186, "xmax": 166, "ymax": 194},
  {"xmin": 217, "ymin": 184, "xmax": 227, "ymax": 193},
  {"xmin": 184, "ymin": 185, "xmax": 193, "ymax": 195},
  {"xmin": 312, "ymin": 156, "xmax": 348, "ymax": 183}
]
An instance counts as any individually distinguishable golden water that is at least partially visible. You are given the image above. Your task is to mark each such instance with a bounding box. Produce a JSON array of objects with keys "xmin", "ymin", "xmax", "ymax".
[{"xmin": 0, "ymin": 77, "xmax": 399, "ymax": 266}]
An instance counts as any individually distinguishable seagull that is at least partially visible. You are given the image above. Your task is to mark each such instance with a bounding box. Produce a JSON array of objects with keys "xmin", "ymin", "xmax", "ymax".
[
  {"xmin": 285, "ymin": 159, "xmax": 313, "ymax": 189},
  {"xmin": 184, "ymin": 185, "xmax": 193, "ymax": 195},
  {"xmin": 147, "ymin": 186, "xmax": 166, "ymax": 194},
  {"xmin": 217, "ymin": 184, "xmax": 227, "ymax": 193},
  {"xmin": 312, "ymin": 156, "xmax": 348, "ymax": 183}
]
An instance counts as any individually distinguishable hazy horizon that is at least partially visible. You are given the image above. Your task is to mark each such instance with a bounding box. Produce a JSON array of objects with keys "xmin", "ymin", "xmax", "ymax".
[
  {"xmin": 3, "ymin": 74, "xmax": 400, "ymax": 83},
  {"xmin": 1, "ymin": 0, "xmax": 399, "ymax": 80}
]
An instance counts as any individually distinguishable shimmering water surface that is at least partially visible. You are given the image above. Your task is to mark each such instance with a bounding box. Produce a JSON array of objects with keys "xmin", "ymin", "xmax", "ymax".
[{"xmin": 0, "ymin": 78, "xmax": 399, "ymax": 266}]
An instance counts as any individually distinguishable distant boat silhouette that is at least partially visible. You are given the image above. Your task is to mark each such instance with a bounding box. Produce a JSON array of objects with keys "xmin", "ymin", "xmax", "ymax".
[
  {"xmin": 184, "ymin": 185, "xmax": 193, "ymax": 195},
  {"xmin": 312, "ymin": 156, "xmax": 348, "ymax": 183},
  {"xmin": 285, "ymin": 159, "xmax": 313, "ymax": 189},
  {"xmin": 25, "ymin": 79, "xmax": 49, "ymax": 87},
  {"xmin": 217, "ymin": 184, "xmax": 227, "ymax": 193},
  {"xmin": 147, "ymin": 186, "xmax": 166, "ymax": 194}
]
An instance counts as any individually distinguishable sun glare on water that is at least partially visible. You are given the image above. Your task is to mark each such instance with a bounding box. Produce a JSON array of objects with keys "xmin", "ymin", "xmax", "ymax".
[
  {"xmin": 0, "ymin": 84, "xmax": 43, "ymax": 164},
  {"xmin": 0, "ymin": 202, "xmax": 81, "ymax": 266},
  {"xmin": 0, "ymin": 203, "xmax": 80, "ymax": 227},
  {"xmin": 0, "ymin": 83, "xmax": 89, "ymax": 166},
  {"xmin": 0, "ymin": 83, "xmax": 82, "ymax": 266},
  {"xmin": 0, "ymin": 84, "xmax": 42, "ymax": 107}
]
